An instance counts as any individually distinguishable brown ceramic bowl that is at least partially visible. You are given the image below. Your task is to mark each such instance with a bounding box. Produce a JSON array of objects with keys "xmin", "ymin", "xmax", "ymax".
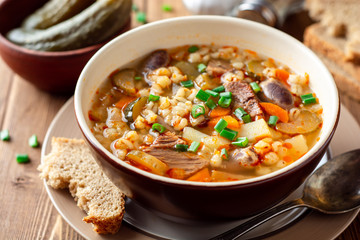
[
  {"xmin": 0, "ymin": 0, "xmax": 130, "ymax": 93},
  {"xmin": 74, "ymin": 16, "xmax": 340, "ymax": 220}
]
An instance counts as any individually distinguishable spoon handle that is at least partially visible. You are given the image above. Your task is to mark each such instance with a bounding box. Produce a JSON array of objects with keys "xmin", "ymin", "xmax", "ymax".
[{"xmin": 209, "ymin": 198, "xmax": 306, "ymax": 240}]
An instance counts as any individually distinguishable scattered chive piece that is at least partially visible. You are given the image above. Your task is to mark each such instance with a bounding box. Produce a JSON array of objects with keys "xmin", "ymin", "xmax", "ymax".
[
  {"xmin": 220, "ymin": 128, "xmax": 237, "ymax": 140},
  {"xmin": 214, "ymin": 119, "xmax": 228, "ymax": 133},
  {"xmin": 149, "ymin": 94, "xmax": 160, "ymax": 101},
  {"xmin": 136, "ymin": 12, "xmax": 147, "ymax": 23},
  {"xmin": 0, "ymin": 129, "xmax": 10, "ymax": 141},
  {"xmin": 188, "ymin": 141, "xmax": 200, "ymax": 153},
  {"xmin": 232, "ymin": 137, "xmax": 249, "ymax": 147},
  {"xmin": 180, "ymin": 80, "xmax": 194, "ymax": 88},
  {"xmin": 205, "ymin": 90, "xmax": 219, "ymax": 98},
  {"xmin": 16, "ymin": 154, "xmax": 29, "ymax": 163},
  {"xmin": 162, "ymin": 4, "xmax": 172, "ymax": 12},
  {"xmin": 242, "ymin": 114, "xmax": 252, "ymax": 123},
  {"xmin": 234, "ymin": 108, "xmax": 251, "ymax": 123},
  {"xmin": 300, "ymin": 93, "xmax": 317, "ymax": 105},
  {"xmin": 132, "ymin": 4, "xmax": 139, "ymax": 12},
  {"xmin": 28, "ymin": 134, "xmax": 39, "ymax": 148},
  {"xmin": 197, "ymin": 63, "xmax": 207, "ymax": 73},
  {"xmin": 206, "ymin": 99, "xmax": 217, "ymax": 110},
  {"xmin": 188, "ymin": 45, "xmax": 199, "ymax": 53},
  {"xmin": 134, "ymin": 76, "xmax": 142, "ymax": 81},
  {"xmin": 218, "ymin": 96, "xmax": 232, "ymax": 108},
  {"xmin": 191, "ymin": 105, "xmax": 205, "ymax": 118},
  {"xmin": 175, "ymin": 144, "xmax": 189, "ymax": 152},
  {"xmin": 212, "ymin": 85, "xmax": 225, "ymax": 93},
  {"xmin": 250, "ymin": 82, "xmax": 261, "ymax": 93},
  {"xmin": 196, "ymin": 89, "xmax": 211, "ymax": 102},
  {"xmin": 152, "ymin": 123, "xmax": 166, "ymax": 133},
  {"xmin": 220, "ymin": 91, "xmax": 232, "ymax": 98},
  {"xmin": 220, "ymin": 148, "xmax": 228, "ymax": 160},
  {"xmin": 268, "ymin": 115, "xmax": 279, "ymax": 126}
]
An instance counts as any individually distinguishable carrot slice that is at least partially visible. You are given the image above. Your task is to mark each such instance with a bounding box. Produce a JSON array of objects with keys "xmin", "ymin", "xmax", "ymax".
[
  {"xmin": 167, "ymin": 168, "xmax": 186, "ymax": 180},
  {"xmin": 115, "ymin": 96, "xmax": 137, "ymax": 109},
  {"xmin": 208, "ymin": 115, "xmax": 240, "ymax": 128},
  {"xmin": 275, "ymin": 69, "xmax": 289, "ymax": 82},
  {"xmin": 209, "ymin": 106, "xmax": 231, "ymax": 118},
  {"xmin": 260, "ymin": 102, "xmax": 289, "ymax": 123},
  {"xmin": 187, "ymin": 168, "xmax": 211, "ymax": 182}
]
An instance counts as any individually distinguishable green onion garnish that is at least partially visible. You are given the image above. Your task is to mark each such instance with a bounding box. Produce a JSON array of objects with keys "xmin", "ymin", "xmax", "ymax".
[
  {"xmin": 188, "ymin": 141, "xmax": 200, "ymax": 152},
  {"xmin": 134, "ymin": 76, "xmax": 142, "ymax": 80},
  {"xmin": 300, "ymin": 93, "xmax": 317, "ymax": 105},
  {"xmin": 181, "ymin": 80, "xmax": 194, "ymax": 88},
  {"xmin": 191, "ymin": 105, "xmax": 205, "ymax": 118},
  {"xmin": 242, "ymin": 114, "xmax": 252, "ymax": 123},
  {"xmin": 28, "ymin": 134, "xmax": 39, "ymax": 148},
  {"xmin": 220, "ymin": 128, "xmax": 238, "ymax": 140},
  {"xmin": 205, "ymin": 90, "xmax": 219, "ymax": 98},
  {"xmin": 175, "ymin": 144, "xmax": 189, "ymax": 151},
  {"xmin": 136, "ymin": 12, "xmax": 147, "ymax": 24},
  {"xmin": 0, "ymin": 129, "xmax": 10, "ymax": 141},
  {"xmin": 234, "ymin": 108, "xmax": 252, "ymax": 123},
  {"xmin": 161, "ymin": 4, "xmax": 172, "ymax": 12},
  {"xmin": 268, "ymin": 115, "xmax": 279, "ymax": 126},
  {"xmin": 214, "ymin": 118, "xmax": 228, "ymax": 133},
  {"xmin": 220, "ymin": 91, "xmax": 232, "ymax": 98},
  {"xmin": 152, "ymin": 123, "xmax": 166, "ymax": 133},
  {"xmin": 16, "ymin": 154, "xmax": 29, "ymax": 163},
  {"xmin": 196, "ymin": 89, "xmax": 211, "ymax": 102},
  {"xmin": 188, "ymin": 45, "xmax": 199, "ymax": 53},
  {"xmin": 250, "ymin": 82, "xmax": 261, "ymax": 93},
  {"xmin": 149, "ymin": 94, "xmax": 160, "ymax": 101},
  {"xmin": 197, "ymin": 63, "xmax": 207, "ymax": 73},
  {"xmin": 218, "ymin": 96, "xmax": 232, "ymax": 108},
  {"xmin": 232, "ymin": 137, "xmax": 249, "ymax": 147},
  {"xmin": 212, "ymin": 85, "xmax": 225, "ymax": 93},
  {"xmin": 206, "ymin": 99, "xmax": 217, "ymax": 110},
  {"xmin": 220, "ymin": 148, "xmax": 228, "ymax": 160}
]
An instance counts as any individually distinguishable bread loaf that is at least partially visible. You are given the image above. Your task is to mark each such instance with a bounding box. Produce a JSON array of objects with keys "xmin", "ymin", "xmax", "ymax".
[{"xmin": 38, "ymin": 137, "xmax": 125, "ymax": 234}]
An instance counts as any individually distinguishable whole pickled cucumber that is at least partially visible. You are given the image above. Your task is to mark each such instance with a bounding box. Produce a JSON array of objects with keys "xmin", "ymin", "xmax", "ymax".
[
  {"xmin": 22, "ymin": 0, "xmax": 95, "ymax": 30},
  {"xmin": 7, "ymin": 0, "xmax": 131, "ymax": 51}
]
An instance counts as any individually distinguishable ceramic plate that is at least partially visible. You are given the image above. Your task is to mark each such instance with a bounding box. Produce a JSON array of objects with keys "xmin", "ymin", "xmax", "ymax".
[{"xmin": 41, "ymin": 98, "xmax": 359, "ymax": 240}]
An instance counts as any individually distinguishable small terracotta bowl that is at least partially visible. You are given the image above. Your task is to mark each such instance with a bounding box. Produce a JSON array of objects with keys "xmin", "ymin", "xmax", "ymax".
[
  {"xmin": 0, "ymin": 0, "xmax": 130, "ymax": 93},
  {"xmin": 75, "ymin": 16, "xmax": 340, "ymax": 220}
]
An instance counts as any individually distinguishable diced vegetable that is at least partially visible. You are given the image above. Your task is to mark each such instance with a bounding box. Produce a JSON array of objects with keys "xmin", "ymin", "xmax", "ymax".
[
  {"xmin": 180, "ymin": 80, "xmax": 194, "ymax": 88},
  {"xmin": 268, "ymin": 116, "xmax": 279, "ymax": 126},
  {"xmin": 283, "ymin": 135, "xmax": 308, "ymax": 161},
  {"xmin": 220, "ymin": 91, "xmax": 232, "ymax": 98},
  {"xmin": 115, "ymin": 96, "xmax": 137, "ymax": 109},
  {"xmin": 183, "ymin": 127, "xmax": 209, "ymax": 143},
  {"xmin": 188, "ymin": 141, "xmax": 200, "ymax": 153},
  {"xmin": 188, "ymin": 45, "xmax": 199, "ymax": 53},
  {"xmin": 123, "ymin": 96, "xmax": 148, "ymax": 123},
  {"xmin": 211, "ymin": 170, "xmax": 249, "ymax": 181},
  {"xmin": 167, "ymin": 168, "xmax": 185, "ymax": 179},
  {"xmin": 212, "ymin": 85, "xmax": 225, "ymax": 92},
  {"xmin": 214, "ymin": 118, "xmax": 228, "ymax": 133},
  {"xmin": 0, "ymin": 129, "xmax": 10, "ymax": 141},
  {"xmin": 202, "ymin": 136, "xmax": 230, "ymax": 151},
  {"xmin": 218, "ymin": 96, "xmax": 232, "ymax": 108},
  {"xmin": 220, "ymin": 128, "xmax": 238, "ymax": 140},
  {"xmin": 232, "ymin": 137, "xmax": 249, "ymax": 147},
  {"xmin": 220, "ymin": 148, "xmax": 228, "ymax": 160},
  {"xmin": 206, "ymin": 99, "xmax": 217, "ymax": 110},
  {"xmin": 247, "ymin": 60, "xmax": 264, "ymax": 75},
  {"xmin": 276, "ymin": 110, "xmax": 322, "ymax": 134},
  {"xmin": 149, "ymin": 94, "xmax": 160, "ymax": 101},
  {"xmin": 260, "ymin": 102, "xmax": 289, "ymax": 123},
  {"xmin": 191, "ymin": 105, "xmax": 205, "ymax": 118},
  {"xmin": 196, "ymin": 89, "xmax": 211, "ymax": 102},
  {"xmin": 194, "ymin": 73, "xmax": 219, "ymax": 90},
  {"xmin": 205, "ymin": 90, "xmax": 219, "ymax": 98},
  {"xmin": 16, "ymin": 154, "xmax": 29, "ymax": 163},
  {"xmin": 209, "ymin": 116, "xmax": 239, "ymax": 129},
  {"xmin": 275, "ymin": 69, "xmax": 289, "ymax": 82},
  {"xmin": 238, "ymin": 118, "xmax": 273, "ymax": 142},
  {"xmin": 300, "ymin": 93, "xmax": 317, "ymax": 105},
  {"xmin": 250, "ymin": 82, "xmax": 261, "ymax": 93},
  {"xmin": 127, "ymin": 150, "xmax": 169, "ymax": 175},
  {"xmin": 175, "ymin": 61, "xmax": 199, "ymax": 80},
  {"xmin": 28, "ymin": 134, "xmax": 39, "ymax": 148},
  {"xmin": 197, "ymin": 63, "xmax": 207, "ymax": 73},
  {"xmin": 209, "ymin": 106, "xmax": 231, "ymax": 118},
  {"xmin": 187, "ymin": 168, "xmax": 211, "ymax": 182},
  {"xmin": 234, "ymin": 108, "xmax": 252, "ymax": 123},
  {"xmin": 175, "ymin": 144, "xmax": 189, "ymax": 151},
  {"xmin": 152, "ymin": 123, "xmax": 166, "ymax": 133},
  {"xmin": 111, "ymin": 69, "xmax": 137, "ymax": 95}
]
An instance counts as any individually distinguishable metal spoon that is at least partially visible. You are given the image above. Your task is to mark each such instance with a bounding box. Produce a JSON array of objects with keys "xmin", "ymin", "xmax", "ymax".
[{"xmin": 210, "ymin": 149, "xmax": 360, "ymax": 240}]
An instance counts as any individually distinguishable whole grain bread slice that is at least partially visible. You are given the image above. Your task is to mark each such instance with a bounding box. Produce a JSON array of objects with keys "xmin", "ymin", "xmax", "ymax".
[{"xmin": 38, "ymin": 137, "xmax": 125, "ymax": 234}]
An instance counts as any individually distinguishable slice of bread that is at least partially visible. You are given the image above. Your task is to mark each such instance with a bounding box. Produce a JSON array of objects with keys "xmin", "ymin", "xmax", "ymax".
[{"xmin": 38, "ymin": 137, "xmax": 125, "ymax": 234}]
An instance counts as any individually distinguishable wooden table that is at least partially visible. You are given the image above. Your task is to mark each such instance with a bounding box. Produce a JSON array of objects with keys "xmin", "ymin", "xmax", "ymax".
[{"xmin": 0, "ymin": 0, "xmax": 359, "ymax": 239}]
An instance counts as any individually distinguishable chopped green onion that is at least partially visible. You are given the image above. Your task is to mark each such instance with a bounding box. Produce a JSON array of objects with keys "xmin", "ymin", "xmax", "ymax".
[
  {"xmin": 232, "ymin": 137, "xmax": 249, "ymax": 147},
  {"xmin": 250, "ymin": 82, "xmax": 261, "ymax": 93},
  {"xmin": 234, "ymin": 108, "xmax": 251, "ymax": 123},
  {"xmin": 149, "ymin": 94, "xmax": 160, "ymax": 101},
  {"xmin": 218, "ymin": 96, "xmax": 232, "ymax": 108},
  {"xmin": 162, "ymin": 4, "xmax": 172, "ymax": 12},
  {"xmin": 268, "ymin": 115, "xmax": 279, "ymax": 126},
  {"xmin": 0, "ymin": 129, "xmax": 10, "ymax": 141},
  {"xmin": 214, "ymin": 119, "xmax": 228, "ymax": 133},
  {"xmin": 188, "ymin": 45, "xmax": 199, "ymax": 53},
  {"xmin": 220, "ymin": 91, "xmax": 232, "ymax": 98},
  {"xmin": 197, "ymin": 63, "xmax": 207, "ymax": 73},
  {"xmin": 220, "ymin": 128, "xmax": 238, "ymax": 140},
  {"xmin": 196, "ymin": 89, "xmax": 211, "ymax": 102},
  {"xmin": 205, "ymin": 90, "xmax": 219, "ymax": 98},
  {"xmin": 212, "ymin": 85, "xmax": 225, "ymax": 93},
  {"xmin": 175, "ymin": 144, "xmax": 189, "ymax": 151},
  {"xmin": 300, "ymin": 93, "xmax": 317, "ymax": 105},
  {"xmin": 134, "ymin": 76, "xmax": 142, "ymax": 81},
  {"xmin": 188, "ymin": 141, "xmax": 200, "ymax": 153},
  {"xmin": 220, "ymin": 148, "xmax": 228, "ymax": 160},
  {"xmin": 152, "ymin": 123, "xmax": 166, "ymax": 133},
  {"xmin": 28, "ymin": 134, "xmax": 39, "ymax": 148},
  {"xmin": 136, "ymin": 12, "xmax": 147, "ymax": 23},
  {"xmin": 180, "ymin": 80, "xmax": 194, "ymax": 88},
  {"xmin": 191, "ymin": 105, "xmax": 205, "ymax": 118},
  {"xmin": 206, "ymin": 99, "xmax": 217, "ymax": 110},
  {"xmin": 242, "ymin": 114, "xmax": 252, "ymax": 123},
  {"xmin": 16, "ymin": 154, "xmax": 29, "ymax": 163}
]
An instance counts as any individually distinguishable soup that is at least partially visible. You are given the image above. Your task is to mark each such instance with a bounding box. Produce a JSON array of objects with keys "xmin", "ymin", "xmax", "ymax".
[{"xmin": 88, "ymin": 44, "xmax": 323, "ymax": 182}]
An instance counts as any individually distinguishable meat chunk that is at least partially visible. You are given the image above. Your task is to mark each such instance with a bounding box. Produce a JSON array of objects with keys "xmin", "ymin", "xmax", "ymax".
[
  {"xmin": 224, "ymin": 81, "xmax": 264, "ymax": 119},
  {"xmin": 206, "ymin": 59, "xmax": 232, "ymax": 77},
  {"xmin": 220, "ymin": 147, "xmax": 259, "ymax": 172},
  {"xmin": 143, "ymin": 132, "xmax": 209, "ymax": 177}
]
